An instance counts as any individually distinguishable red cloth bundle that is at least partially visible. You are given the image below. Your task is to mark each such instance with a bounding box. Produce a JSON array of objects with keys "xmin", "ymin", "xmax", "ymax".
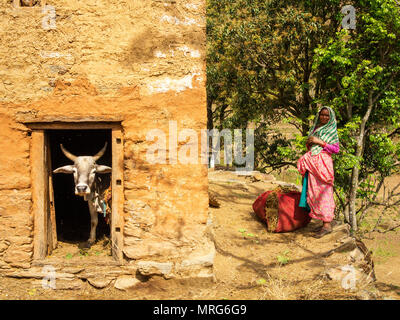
[{"xmin": 252, "ymin": 190, "xmax": 311, "ymax": 233}]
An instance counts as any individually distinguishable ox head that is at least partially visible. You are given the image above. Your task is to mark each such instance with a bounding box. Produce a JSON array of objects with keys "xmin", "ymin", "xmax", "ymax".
[
  {"xmin": 53, "ymin": 142, "xmax": 112, "ymax": 196},
  {"xmin": 20, "ymin": 0, "xmax": 39, "ymax": 6}
]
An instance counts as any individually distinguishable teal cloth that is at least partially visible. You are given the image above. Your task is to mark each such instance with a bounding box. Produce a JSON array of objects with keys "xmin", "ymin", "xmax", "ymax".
[
  {"xmin": 101, "ymin": 200, "xmax": 107, "ymax": 217},
  {"xmin": 299, "ymin": 171, "xmax": 311, "ymax": 212}
]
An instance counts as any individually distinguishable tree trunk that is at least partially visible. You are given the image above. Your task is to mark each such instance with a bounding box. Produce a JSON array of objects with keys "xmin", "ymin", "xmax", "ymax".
[
  {"xmin": 344, "ymin": 204, "xmax": 350, "ymax": 224},
  {"xmin": 218, "ymin": 105, "xmax": 227, "ymax": 131},
  {"xmin": 207, "ymin": 98, "xmax": 213, "ymax": 130},
  {"xmin": 348, "ymin": 91, "xmax": 374, "ymax": 232},
  {"xmin": 206, "ymin": 98, "xmax": 214, "ymax": 166},
  {"xmin": 348, "ymin": 166, "xmax": 360, "ymax": 231}
]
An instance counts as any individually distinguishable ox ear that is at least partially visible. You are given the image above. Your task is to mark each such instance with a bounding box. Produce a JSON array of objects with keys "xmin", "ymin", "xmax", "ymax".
[
  {"xmin": 53, "ymin": 165, "xmax": 75, "ymax": 174},
  {"xmin": 96, "ymin": 165, "xmax": 112, "ymax": 174}
]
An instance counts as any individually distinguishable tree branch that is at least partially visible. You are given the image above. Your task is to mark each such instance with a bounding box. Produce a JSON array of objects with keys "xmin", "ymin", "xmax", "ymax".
[
  {"xmin": 388, "ymin": 128, "xmax": 400, "ymax": 138},
  {"xmin": 371, "ymin": 71, "xmax": 399, "ymax": 106}
]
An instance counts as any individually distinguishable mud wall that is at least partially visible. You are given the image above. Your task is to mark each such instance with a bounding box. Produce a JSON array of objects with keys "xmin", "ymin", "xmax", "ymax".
[{"xmin": 0, "ymin": 0, "xmax": 213, "ymax": 278}]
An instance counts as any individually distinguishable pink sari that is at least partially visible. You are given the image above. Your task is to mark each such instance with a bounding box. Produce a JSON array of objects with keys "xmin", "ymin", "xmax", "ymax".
[{"xmin": 297, "ymin": 151, "xmax": 335, "ymax": 222}]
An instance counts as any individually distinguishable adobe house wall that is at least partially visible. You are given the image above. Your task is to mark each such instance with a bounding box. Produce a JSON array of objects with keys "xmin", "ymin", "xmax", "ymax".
[{"xmin": 0, "ymin": 0, "xmax": 213, "ymax": 280}]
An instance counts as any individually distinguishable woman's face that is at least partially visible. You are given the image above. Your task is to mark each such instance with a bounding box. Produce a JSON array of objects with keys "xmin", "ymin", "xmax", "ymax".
[{"xmin": 319, "ymin": 108, "xmax": 330, "ymax": 125}]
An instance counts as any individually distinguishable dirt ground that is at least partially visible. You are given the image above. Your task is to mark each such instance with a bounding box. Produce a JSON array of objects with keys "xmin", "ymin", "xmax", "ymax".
[{"xmin": 1, "ymin": 169, "xmax": 399, "ymax": 300}]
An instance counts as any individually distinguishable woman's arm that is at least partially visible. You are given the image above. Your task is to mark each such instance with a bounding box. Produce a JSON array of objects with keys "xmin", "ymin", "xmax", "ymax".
[
  {"xmin": 307, "ymin": 136, "xmax": 340, "ymax": 154},
  {"xmin": 323, "ymin": 142, "xmax": 340, "ymax": 154},
  {"xmin": 307, "ymin": 136, "xmax": 325, "ymax": 147}
]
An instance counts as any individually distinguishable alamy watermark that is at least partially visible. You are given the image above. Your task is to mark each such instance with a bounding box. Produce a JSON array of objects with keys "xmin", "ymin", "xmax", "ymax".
[
  {"xmin": 340, "ymin": 265, "xmax": 357, "ymax": 290},
  {"xmin": 41, "ymin": 265, "xmax": 56, "ymax": 289},
  {"xmin": 145, "ymin": 121, "xmax": 255, "ymax": 173},
  {"xmin": 341, "ymin": 5, "xmax": 356, "ymax": 30},
  {"xmin": 42, "ymin": 5, "xmax": 57, "ymax": 30}
]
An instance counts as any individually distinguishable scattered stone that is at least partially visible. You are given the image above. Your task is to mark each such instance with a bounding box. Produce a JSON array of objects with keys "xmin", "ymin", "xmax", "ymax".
[
  {"xmin": 88, "ymin": 278, "xmax": 112, "ymax": 289},
  {"xmin": 137, "ymin": 261, "xmax": 173, "ymax": 279},
  {"xmin": 271, "ymin": 181, "xmax": 301, "ymax": 191},
  {"xmin": 245, "ymin": 171, "xmax": 276, "ymax": 182},
  {"xmin": 180, "ymin": 250, "xmax": 215, "ymax": 268},
  {"xmin": 208, "ymin": 191, "xmax": 220, "ymax": 208},
  {"xmin": 114, "ymin": 276, "xmax": 141, "ymax": 290}
]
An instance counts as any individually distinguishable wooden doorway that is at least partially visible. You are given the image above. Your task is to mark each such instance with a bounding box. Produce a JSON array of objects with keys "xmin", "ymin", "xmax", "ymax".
[{"xmin": 28, "ymin": 122, "xmax": 124, "ymax": 263}]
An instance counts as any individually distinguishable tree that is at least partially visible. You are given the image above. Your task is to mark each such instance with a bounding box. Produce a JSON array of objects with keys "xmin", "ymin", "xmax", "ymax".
[
  {"xmin": 206, "ymin": 0, "xmax": 343, "ymax": 169},
  {"xmin": 313, "ymin": 0, "xmax": 400, "ymax": 231},
  {"xmin": 206, "ymin": 0, "xmax": 400, "ymax": 232}
]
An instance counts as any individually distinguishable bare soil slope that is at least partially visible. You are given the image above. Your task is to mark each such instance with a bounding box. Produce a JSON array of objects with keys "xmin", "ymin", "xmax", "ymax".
[{"xmin": 1, "ymin": 169, "xmax": 399, "ymax": 300}]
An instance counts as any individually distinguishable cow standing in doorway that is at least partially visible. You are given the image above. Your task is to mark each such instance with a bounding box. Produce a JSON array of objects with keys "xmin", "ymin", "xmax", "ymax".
[
  {"xmin": 53, "ymin": 142, "xmax": 112, "ymax": 248},
  {"xmin": 20, "ymin": 0, "xmax": 39, "ymax": 6}
]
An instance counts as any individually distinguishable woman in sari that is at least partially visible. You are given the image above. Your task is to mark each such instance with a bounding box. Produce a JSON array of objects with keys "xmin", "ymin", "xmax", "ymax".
[{"xmin": 297, "ymin": 106, "xmax": 340, "ymax": 238}]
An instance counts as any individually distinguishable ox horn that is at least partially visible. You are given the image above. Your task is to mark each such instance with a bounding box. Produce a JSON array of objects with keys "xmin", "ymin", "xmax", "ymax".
[
  {"xmin": 60, "ymin": 144, "xmax": 77, "ymax": 162},
  {"xmin": 93, "ymin": 142, "xmax": 108, "ymax": 161}
]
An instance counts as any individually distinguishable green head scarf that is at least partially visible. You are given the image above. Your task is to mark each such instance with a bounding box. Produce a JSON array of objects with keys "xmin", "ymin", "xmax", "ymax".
[{"xmin": 309, "ymin": 106, "xmax": 339, "ymax": 156}]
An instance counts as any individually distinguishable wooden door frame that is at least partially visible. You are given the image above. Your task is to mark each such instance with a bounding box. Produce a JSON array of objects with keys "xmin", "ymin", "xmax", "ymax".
[{"xmin": 27, "ymin": 122, "xmax": 124, "ymax": 263}]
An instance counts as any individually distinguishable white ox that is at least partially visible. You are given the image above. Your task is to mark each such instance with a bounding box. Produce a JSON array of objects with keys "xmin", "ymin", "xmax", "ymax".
[
  {"xmin": 53, "ymin": 143, "xmax": 111, "ymax": 247},
  {"xmin": 20, "ymin": 0, "xmax": 39, "ymax": 6}
]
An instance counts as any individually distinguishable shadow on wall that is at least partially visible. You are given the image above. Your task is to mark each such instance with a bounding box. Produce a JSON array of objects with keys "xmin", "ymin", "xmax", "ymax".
[{"xmin": 122, "ymin": 26, "xmax": 205, "ymax": 67}]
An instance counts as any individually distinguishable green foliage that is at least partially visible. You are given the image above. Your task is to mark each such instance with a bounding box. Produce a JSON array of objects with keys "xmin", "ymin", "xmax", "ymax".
[
  {"xmin": 79, "ymin": 249, "xmax": 89, "ymax": 257},
  {"xmin": 313, "ymin": 0, "xmax": 400, "ymax": 225},
  {"xmin": 277, "ymin": 250, "xmax": 290, "ymax": 265},
  {"xmin": 207, "ymin": 0, "xmax": 343, "ymax": 135},
  {"xmin": 207, "ymin": 0, "xmax": 400, "ymax": 228},
  {"xmin": 239, "ymin": 228, "xmax": 260, "ymax": 243}
]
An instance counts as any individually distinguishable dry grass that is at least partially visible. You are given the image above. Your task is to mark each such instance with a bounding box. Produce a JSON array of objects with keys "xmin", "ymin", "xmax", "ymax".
[
  {"xmin": 259, "ymin": 271, "xmax": 356, "ymax": 300},
  {"xmin": 265, "ymin": 208, "xmax": 279, "ymax": 232},
  {"xmin": 259, "ymin": 270, "xmax": 293, "ymax": 300}
]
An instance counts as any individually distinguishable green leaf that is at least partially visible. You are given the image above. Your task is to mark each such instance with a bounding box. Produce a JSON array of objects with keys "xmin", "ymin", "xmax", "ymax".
[{"xmin": 277, "ymin": 255, "xmax": 289, "ymax": 265}]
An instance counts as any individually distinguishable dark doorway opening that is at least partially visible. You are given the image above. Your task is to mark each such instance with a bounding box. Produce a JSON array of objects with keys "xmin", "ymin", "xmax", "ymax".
[{"xmin": 48, "ymin": 129, "xmax": 112, "ymax": 244}]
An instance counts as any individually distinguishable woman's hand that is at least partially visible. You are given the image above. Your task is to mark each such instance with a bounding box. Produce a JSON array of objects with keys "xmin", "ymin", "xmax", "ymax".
[{"xmin": 307, "ymin": 136, "xmax": 326, "ymax": 147}]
